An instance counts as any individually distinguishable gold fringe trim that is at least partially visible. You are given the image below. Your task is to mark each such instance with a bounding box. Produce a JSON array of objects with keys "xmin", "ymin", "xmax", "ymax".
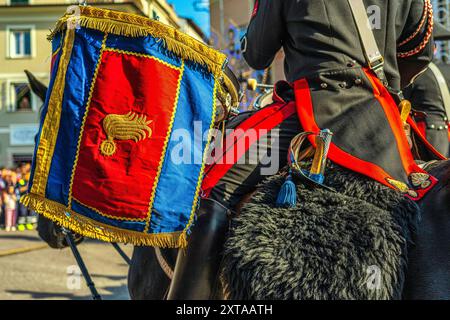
[
  {"xmin": 182, "ymin": 78, "xmax": 219, "ymax": 237},
  {"xmin": 144, "ymin": 62, "xmax": 185, "ymax": 232},
  {"xmin": 31, "ymin": 28, "xmax": 75, "ymax": 196},
  {"xmin": 21, "ymin": 193, "xmax": 188, "ymax": 248},
  {"xmin": 48, "ymin": 6, "xmax": 226, "ymax": 76}
]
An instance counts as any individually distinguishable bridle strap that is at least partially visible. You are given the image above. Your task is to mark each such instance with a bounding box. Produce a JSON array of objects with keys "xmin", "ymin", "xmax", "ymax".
[{"xmin": 155, "ymin": 247, "xmax": 174, "ymax": 280}]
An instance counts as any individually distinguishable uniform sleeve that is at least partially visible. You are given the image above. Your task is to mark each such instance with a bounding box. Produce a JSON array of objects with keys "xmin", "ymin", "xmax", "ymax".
[
  {"xmin": 397, "ymin": 0, "xmax": 434, "ymax": 87},
  {"xmin": 403, "ymin": 68, "xmax": 445, "ymax": 116},
  {"xmin": 241, "ymin": 0, "xmax": 285, "ymax": 70}
]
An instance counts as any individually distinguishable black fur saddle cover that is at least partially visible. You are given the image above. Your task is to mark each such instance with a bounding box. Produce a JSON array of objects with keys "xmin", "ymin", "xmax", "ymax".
[{"xmin": 222, "ymin": 164, "xmax": 420, "ymax": 300}]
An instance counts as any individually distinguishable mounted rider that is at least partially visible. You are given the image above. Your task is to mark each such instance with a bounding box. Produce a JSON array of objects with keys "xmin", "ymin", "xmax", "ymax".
[{"xmin": 167, "ymin": 0, "xmax": 445, "ymax": 299}]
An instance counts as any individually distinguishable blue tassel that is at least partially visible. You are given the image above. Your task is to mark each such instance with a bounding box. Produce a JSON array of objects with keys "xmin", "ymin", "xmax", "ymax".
[{"xmin": 276, "ymin": 174, "xmax": 297, "ymax": 208}]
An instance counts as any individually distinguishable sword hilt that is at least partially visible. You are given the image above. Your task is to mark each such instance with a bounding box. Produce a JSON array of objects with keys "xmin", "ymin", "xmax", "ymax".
[
  {"xmin": 399, "ymin": 99, "xmax": 412, "ymax": 123},
  {"xmin": 319, "ymin": 129, "xmax": 333, "ymax": 175},
  {"xmin": 309, "ymin": 129, "xmax": 333, "ymax": 183}
]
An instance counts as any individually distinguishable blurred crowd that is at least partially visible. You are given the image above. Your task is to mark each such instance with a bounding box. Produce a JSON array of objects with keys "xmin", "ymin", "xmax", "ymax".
[{"xmin": 0, "ymin": 163, "xmax": 37, "ymax": 232}]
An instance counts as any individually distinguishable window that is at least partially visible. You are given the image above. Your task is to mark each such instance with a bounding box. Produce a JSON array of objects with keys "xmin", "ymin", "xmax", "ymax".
[
  {"xmin": 9, "ymin": 0, "xmax": 30, "ymax": 5},
  {"xmin": 12, "ymin": 154, "xmax": 33, "ymax": 167},
  {"xmin": 10, "ymin": 82, "xmax": 33, "ymax": 111},
  {"xmin": 9, "ymin": 28, "xmax": 31, "ymax": 58},
  {"xmin": 7, "ymin": 25, "xmax": 35, "ymax": 58}
]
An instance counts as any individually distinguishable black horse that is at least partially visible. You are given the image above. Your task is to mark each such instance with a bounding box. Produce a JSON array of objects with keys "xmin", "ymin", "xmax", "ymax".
[
  {"xmin": 27, "ymin": 72, "xmax": 450, "ymax": 300},
  {"xmin": 127, "ymin": 160, "xmax": 450, "ymax": 300}
]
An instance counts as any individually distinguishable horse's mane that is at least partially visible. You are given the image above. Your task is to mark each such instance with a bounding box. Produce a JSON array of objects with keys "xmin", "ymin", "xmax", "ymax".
[{"xmin": 442, "ymin": 160, "xmax": 450, "ymax": 188}]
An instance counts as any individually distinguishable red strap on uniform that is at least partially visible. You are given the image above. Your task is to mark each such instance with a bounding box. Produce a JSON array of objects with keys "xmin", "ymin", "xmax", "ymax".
[{"xmin": 252, "ymin": 0, "xmax": 259, "ymax": 18}]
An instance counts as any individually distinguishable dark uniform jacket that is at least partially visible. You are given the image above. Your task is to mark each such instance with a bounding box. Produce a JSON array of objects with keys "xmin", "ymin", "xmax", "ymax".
[
  {"xmin": 404, "ymin": 64, "xmax": 450, "ymax": 157},
  {"xmin": 243, "ymin": 0, "xmax": 433, "ymax": 89},
  {"xmin": 242, "ymin": 0, "xmax": 444, "ymax": 200}
]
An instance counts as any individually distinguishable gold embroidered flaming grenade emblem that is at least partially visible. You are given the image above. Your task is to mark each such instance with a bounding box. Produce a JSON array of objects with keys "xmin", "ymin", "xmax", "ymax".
[{"xmin": 100, "ymin": 111, "xmax": 153, "ymax": 156}]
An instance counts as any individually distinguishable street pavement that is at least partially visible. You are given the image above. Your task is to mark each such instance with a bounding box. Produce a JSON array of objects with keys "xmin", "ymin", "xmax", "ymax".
[{"xmin": 0, "ymin": 229, "xmax": 133, "ymax": 300}]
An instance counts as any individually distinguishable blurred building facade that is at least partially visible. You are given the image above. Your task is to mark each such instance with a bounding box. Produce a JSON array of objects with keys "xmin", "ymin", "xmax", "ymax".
[
  {"xmin": 209, "ymin": 0, "xmax": 285, "ymax": 109},
  {"xmin": 435, "ymin": 0, "xmax": 450, "ymax": 61},
  {"xmin": 0, "ymin": 0, "xmax": 205, "ymax": 167},
  {"xmin": 211, "ymin": 0, "xmax": 450, "ymax": 106}
]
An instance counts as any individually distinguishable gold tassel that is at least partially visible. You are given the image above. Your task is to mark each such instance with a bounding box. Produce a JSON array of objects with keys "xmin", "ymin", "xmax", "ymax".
[{"xmin": 21, "ymin": 193, "xmax": 188, "ymax": 248}]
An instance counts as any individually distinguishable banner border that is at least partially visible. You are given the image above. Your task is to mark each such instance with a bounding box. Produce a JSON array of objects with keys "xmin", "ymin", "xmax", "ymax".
[{"xmin": 30, "ymin": 28, "xmax": 75, "ymax": 197}]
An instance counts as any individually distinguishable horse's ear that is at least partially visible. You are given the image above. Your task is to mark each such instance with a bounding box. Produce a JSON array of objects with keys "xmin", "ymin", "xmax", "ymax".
[{"xmin": 24, "ymin": 70, "xmax": 48, "ymax": 102}]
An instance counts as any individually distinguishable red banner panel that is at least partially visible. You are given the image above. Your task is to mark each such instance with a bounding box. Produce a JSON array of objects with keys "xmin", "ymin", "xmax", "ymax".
[{"xmin": 71, "ymin": 50, "xmax": 182, "ymax": 220}]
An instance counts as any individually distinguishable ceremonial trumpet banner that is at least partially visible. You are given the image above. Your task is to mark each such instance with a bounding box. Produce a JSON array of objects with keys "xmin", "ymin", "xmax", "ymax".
[{"xmin": 22, "ymin": 6, "xmax": 237, "ymax": 248}]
